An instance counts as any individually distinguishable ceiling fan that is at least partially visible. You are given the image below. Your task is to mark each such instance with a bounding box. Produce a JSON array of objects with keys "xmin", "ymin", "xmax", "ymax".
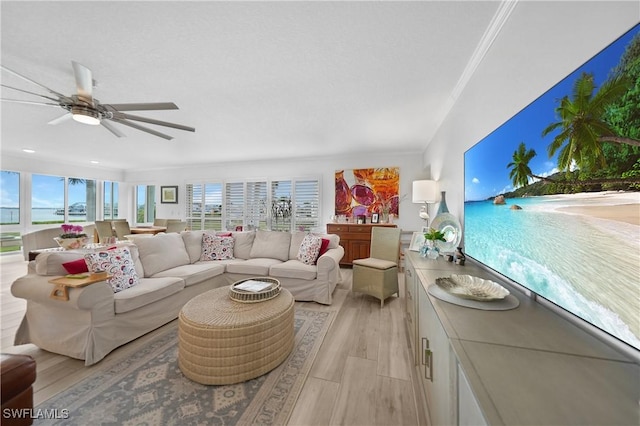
[{"xmin": 1, "ymin": 61, "xmax": 195, "ymax": 140}]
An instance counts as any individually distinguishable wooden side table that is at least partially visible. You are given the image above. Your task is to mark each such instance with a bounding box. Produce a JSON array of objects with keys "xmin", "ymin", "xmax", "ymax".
[{"xmin": 47, "ymin": 273, "xmax": 110, "ymax": 301}]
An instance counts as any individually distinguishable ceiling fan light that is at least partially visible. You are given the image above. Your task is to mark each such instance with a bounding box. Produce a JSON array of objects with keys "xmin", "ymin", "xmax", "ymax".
[{"xmin": 71, "ymin": 105, "xmax": 101, "ymax": 125}]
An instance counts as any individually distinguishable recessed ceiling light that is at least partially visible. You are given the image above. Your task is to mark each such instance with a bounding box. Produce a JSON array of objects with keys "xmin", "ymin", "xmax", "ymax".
[
  {"xmin": 90, "ymin": 160, "xmax": 100, "ymax": 164},
  {"xmin": 22, "ymin": 149, "xmax": 35, "ymax": 153}
]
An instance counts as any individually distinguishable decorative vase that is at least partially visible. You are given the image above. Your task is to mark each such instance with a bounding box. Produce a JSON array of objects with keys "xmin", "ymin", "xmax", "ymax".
[
  {"xmin": 437, "ymin": 191, "xmax": 449, "ymax": 215},
  {"xmin": 54, "ymin": 236, "xmax": 88, "ymax": 250},
  {"xmin": 419, "ymin": 241, "xmax": 429, "ymax": 258},
  {"xmin": 425, "ymin": 240, "xmax": 440, "ymax": 260}
]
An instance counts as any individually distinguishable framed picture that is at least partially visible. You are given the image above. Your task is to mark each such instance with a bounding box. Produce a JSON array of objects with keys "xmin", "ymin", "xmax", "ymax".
[
  {"xmin": 409, "ymin": 231, "xmax": 426, "ymax": 251},
  {"xmin": 356, "ymin": 215, "xmax": 366, "ymax": 224},
  {"xmin": 160, "ymin": 186, "xmax": 178, "ymax": 204},
  {"xmin": 371, "ymin": 213, "xmax": 379, "ymax": 224}
]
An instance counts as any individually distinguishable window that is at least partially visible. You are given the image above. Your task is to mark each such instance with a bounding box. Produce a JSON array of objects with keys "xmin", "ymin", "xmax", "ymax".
[
  {"xmin": 104, "ymin": 181, "xmax": 119, "ymax": 219},
  {"xmin": 67, "ymin": 177, "xmax": 97, "ymax": 223},
  {"xmin": 246, "ymin": 181, "xmax": 267, "ymax": 230},
  {"xmin": 31, "ymin": 174, "xmax": 65, "ymax": 225},
  {"xmin": 188, "ymin": 177, "xmax": 320, "ymax": 232},
  {"xmin": 136, "ymin": 185, "xmax": 156, "ymax": 223},
  {"xmin": 224, "ymin": 182, "xmax": 244, "ymax": 231},
  {"xmin": 0, "ymin": 170, "xmax": 20, "ymax": 225},
  {"xmin": 186, "ymin": 183, "xmax": 222, "ymax": 231},
  {"xmin": 271, "ymin": 180, "xmax": 292, "ymax": 231},
  {"xmin": 294, "ymin": 179, "xmax": 320, "ymax": 231}
]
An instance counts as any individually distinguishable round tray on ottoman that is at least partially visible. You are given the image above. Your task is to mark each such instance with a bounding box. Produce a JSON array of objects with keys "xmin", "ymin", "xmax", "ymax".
[
  {"xmin": 229, "ymin": 277, "xmax": 281, "ymax": 303},
  {"xmin": 178, "ymin": 285, "xmax": 294, "ymax": 385}
]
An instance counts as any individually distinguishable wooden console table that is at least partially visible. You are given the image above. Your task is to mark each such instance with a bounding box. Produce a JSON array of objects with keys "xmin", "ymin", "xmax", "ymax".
[{"xmin": 327, "ymin": 223, "xmax": 397, "ymax": 266}]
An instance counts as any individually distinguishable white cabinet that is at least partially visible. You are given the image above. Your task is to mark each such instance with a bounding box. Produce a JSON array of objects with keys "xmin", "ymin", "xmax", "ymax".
[
  {"xmin": 417, "ymin": 277, "xmax": 455, "ymax": 426},
  {"xmin": 404, "ymin": 259, "xmax": 418, "ymax": 364},
  {"xmin": 457, "ymin": 363, "xmax": 487, "ymax": 426},
  {"xmin": 404, "ymin": 251, "xmax": 639, "ymax": 426}
]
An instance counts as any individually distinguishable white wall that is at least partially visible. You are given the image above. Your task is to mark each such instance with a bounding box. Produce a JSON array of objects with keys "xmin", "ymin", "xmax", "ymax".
[
  {"xmin": 423, "ymin": 2, "xmax": 640, "ymax": 228},
  {"xmin": 125, "ymin": 151, "xmax": 430, "ymax": 232}
]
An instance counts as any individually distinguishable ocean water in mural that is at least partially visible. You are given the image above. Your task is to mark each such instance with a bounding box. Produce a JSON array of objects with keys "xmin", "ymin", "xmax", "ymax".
[{"xmin": 466, "ymin": 193, "xmax": 640, "ymax": 350}]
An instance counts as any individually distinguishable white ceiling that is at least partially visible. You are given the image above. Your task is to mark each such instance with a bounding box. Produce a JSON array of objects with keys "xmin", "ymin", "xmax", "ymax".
[{"xmin": 1, "ymin": 1, "xmax": 632, "ymax": 172}]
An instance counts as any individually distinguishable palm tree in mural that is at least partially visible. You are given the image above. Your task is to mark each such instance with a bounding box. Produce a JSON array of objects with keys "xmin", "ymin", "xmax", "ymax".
[
  {"xmin": 542, "ymin": 72, "xmax": 639, "ymax": 174},
  {"xmin": 507, "ymin": 142, "xmax": 555, "ymax": 188}
]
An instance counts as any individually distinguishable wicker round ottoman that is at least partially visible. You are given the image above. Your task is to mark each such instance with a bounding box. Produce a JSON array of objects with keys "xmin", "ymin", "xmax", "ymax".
[{"xmin": 178, "ymin": 285, "xmax": 295, "ymax": 385}]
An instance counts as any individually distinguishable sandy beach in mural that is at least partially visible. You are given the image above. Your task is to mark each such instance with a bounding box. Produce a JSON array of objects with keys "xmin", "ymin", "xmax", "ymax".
[
  {"xmin": 543, "ymin": 191, "xmax": 639, "ymax": 345},
  {"xmin": 553, "ymin": 191, "xmax": 640, "ymax": 226}
]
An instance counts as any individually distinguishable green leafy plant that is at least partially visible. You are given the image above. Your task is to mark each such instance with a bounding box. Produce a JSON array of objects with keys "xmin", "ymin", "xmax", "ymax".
[{"xmin": 424, "ymin": 227, "xmax": 445, "ymax": 242}]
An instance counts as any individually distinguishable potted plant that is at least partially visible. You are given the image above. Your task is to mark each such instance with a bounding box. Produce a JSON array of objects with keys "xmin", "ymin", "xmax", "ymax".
[
  {"xmin": 422, "ymin": 227, "xmax": 445, "ymax": 259},
  {"xmin": 54, "ymin": 224, "xmax": 88, "ymax": 250}
]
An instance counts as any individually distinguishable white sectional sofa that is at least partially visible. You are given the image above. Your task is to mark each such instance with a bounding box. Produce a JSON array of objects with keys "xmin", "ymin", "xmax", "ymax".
[{"xmin": 11, "ymin": 230, "xmax": 344, "ymax": 365}]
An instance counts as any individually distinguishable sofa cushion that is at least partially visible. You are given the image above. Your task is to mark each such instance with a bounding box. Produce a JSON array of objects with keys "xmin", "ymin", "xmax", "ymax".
[
  {"xmin": 250, "ymin": 230, "xmax": 291, "ymax": 261},
  {"xmin": 225, "ymin": 258, "xmax": 282, "ymax": 275},
  {"xmin": 84, "ymin": 247, "xmax": 140, "ymax": 293},
  {"xmin": 232, "ymin": 231, "xmax": 255, "ymax": 259},
  {"xmin": 152, "ymin": 263, "xmax": 225, "ymax": 286},
  {"xmin": 135, "ymin": 233, "xmax": 190, "ymax": 277},
  {"xmin": 200, "ymin": 234, "xmax": 234, "ymax": 261},
  {"xmin": 289, "ymin": 231, "xmax": 307, "ymax": 260},
  {"xmin": 113, "ymin": 276, "xmax": 185, "ymax": 314},
  {"xmin": 297, "ymin": 234, "xmax": 322, "ymax": 265},
  {"xmin": 270, "ymin": 260, "xmax": 318, "ymax": 280},
  {"xmin": 35, "ymin": 251, "xmax": 86, "ymax": 276},
  {"xmin": 181, "ymin": 230, "xmax": 206, "ymax": 263}
]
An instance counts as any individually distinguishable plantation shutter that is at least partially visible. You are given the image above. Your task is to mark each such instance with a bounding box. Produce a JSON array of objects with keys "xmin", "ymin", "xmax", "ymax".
[
  {"xmin": 185, "ymin": 184, "xmax": 203, "ymax": 230},
  {"xmin": 271, "ymin": 180, "xmax": 292, "ymax": 231},
  {"xmin": 294, "ymin": 179, "xmax": 320, "ymax": 231},
  {"xmin": 225, "ymin": 182, "xmax": 244, "ymax": 230},
  {"xmin": 203, "ymin": 183, "xmax": 222, "ymax": 230},
  {"xmin": 246, "ymin": 181, "xmax": 268, "ymax": 230}
]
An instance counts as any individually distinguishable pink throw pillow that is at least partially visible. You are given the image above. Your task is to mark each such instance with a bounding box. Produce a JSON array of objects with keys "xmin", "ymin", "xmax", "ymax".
[
  {"xmin": 62, "ymin": 258, "xmax": 89, "ymax": 274},
  {"xmin": 316, "ymin": 238, "xmax": 330, "ymax": 261}
]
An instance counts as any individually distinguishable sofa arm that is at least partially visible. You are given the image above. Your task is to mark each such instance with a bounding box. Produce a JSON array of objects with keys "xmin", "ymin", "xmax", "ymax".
[
  {"xmin": 11, "ymin": 274, "xmax": 114, "ymax": 311},
  {"xmin": 316, "ymin": 245, "xmax": 344, "ymax": 282}
]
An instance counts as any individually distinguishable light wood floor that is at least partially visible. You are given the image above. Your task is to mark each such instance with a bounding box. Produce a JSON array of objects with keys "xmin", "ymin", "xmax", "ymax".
[{"xmin": 1, "ymin": 253, "xmax": 427, "ymax": 425}]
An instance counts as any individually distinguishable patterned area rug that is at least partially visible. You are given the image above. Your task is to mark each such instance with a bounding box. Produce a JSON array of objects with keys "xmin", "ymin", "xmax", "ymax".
[{"xmin": 37, "ymin": 306, "xmax": 335, "ymax": 425}]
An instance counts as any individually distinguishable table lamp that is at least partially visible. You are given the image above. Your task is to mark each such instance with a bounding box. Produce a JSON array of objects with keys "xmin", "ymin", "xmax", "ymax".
[{"xmin": 412, "ymin": 180, "xmax": 438, "ymax": 227}]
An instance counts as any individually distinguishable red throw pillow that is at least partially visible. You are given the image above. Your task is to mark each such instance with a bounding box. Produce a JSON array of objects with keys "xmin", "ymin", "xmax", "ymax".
[
  {"xmin": 316, "ymin": 238, "xmax": 330, "ymax": 261},
  {"xmin": 62, "ymin": 258, "xmax": 89, "ymax": 274},
  {"xmin": 217, "ymin": 232, "xmax": 232, "ymax": 237}
]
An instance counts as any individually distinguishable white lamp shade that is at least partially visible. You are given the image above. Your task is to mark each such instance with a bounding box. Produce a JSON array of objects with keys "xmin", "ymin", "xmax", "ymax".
[{"xmin": 412, "ymin": 180, "xmax": 438, "ymax": 203}]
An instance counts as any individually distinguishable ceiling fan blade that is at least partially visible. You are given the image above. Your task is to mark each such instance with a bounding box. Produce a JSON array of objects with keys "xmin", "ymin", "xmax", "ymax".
[
  {"xmin": 1, "ymin": 64, "xmax": 71, "ymax": 101},
  {"xmin": 71, "ymin": 61, "xmax": 93, "ymax": 104},
  {"xmin": 108, "ymin": 118, "xmax": 174, "ymax": 140},
  {"xmin": 1, "ymin": 84, "xmax": 61, "ymax": 103},
  {"xmin": 1, "ymin": 98, "xmax": 61, "ymax": 107},
  {"xmin": 103, "ymin": 102, "xmax": 179, "ymax": 111},
  {"xmin": 100, "ymin": 120, "xmax": 126, "ymax": 138},
  {"xmin": 48, "ymin": 113, "xmax": 72, "ymax": 125},
  {"xmin": 114, "ymin": 112, "xmax": 195, "ymax": 132}
]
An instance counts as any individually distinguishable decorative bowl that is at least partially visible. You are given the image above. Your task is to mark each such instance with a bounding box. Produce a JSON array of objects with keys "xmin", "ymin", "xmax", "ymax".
[
  {"xmin": 54, "ymin": 236, "xmax": 88, "ymax": 250},
  {"xmin": 435, "ymin": 274, "xmax": 509, "ymax": 301}
]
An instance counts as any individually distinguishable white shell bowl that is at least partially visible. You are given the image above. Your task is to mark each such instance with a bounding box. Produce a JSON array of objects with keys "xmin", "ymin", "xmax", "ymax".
[{"xmin": 435, "ymin": 274, "xmax": 510, "ymax": 301}]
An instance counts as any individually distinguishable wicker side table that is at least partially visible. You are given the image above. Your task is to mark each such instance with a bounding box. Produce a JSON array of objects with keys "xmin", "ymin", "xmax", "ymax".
[{"xmin": 178, "ymin": 284, "xmax": 294, "ymax": 385}]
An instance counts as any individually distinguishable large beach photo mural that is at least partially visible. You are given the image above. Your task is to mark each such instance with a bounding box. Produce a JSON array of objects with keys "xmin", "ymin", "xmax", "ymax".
[{"xmin": 464, "ymin": 23, "xmax": 640, "ymax": 351}]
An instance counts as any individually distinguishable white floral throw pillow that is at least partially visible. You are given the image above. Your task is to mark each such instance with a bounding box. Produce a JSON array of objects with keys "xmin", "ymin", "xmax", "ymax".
[
  {"xmin": 297, "ymin": 234, "xmax": 322, "ymax": 265},
  {"xmin": 84, "ymin": 247, "xmax": 139, "ymax": 293},
  {"xmin": 200, "ymin": 234, "xmax": 235, "ymax": 261}
]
